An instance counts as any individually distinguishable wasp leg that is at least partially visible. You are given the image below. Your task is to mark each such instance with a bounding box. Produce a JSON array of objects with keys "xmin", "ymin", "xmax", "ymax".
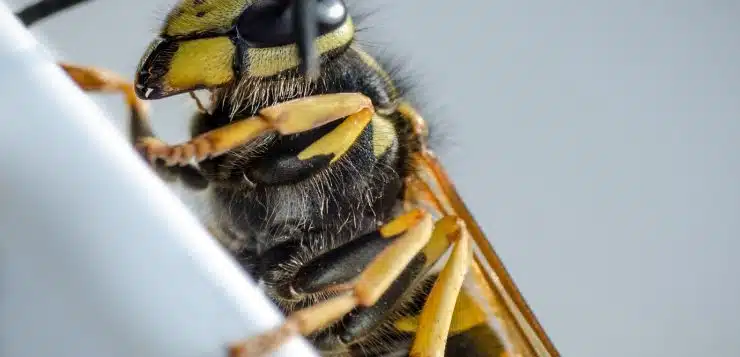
[
  {"xmin": 60, "ymin": 63, "xmax": 208, "ymax": 189},
  {"xmin": 139, "ymin": 93, "xmax": 374, "ymax": 166},
  {"xmin": 287, "ymin": 233, "xmax": 424, "ymax": 349},
  {"xmin": 410, "ymin": 222, "xmax": 472, "ymax": 357},
  {"xmin": 228, "ymin": 208, "xmax": 434, "ymax": 357},
  {"xmin": 290, "ymin": 230, "xmax": 400, "ymax": 295},
  {"xmin": 309, "ymin": 216, "xmax": 463, "ymax": 350},
  {"xmin": 296, "ymin": 107, "xmax": 372, "ymax": 164},
  {"xmin": 60, "ymin": 63, "xmax": 147, "ymax": 134}
]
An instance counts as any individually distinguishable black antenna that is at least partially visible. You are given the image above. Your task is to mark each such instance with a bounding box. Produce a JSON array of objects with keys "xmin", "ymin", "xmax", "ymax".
[
  {"xmin": 15, "ymin": 0, "xmax": 92, "ymax": 26},
  {"xmin": 292, "ymin": 0, "xmax": 320, "ymax": 80}
]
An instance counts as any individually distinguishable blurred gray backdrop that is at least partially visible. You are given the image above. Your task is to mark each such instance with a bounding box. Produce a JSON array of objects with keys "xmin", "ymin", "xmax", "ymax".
[{"xmin": 6, "ymin": 0, "xmax": 739, "ymax": 356}]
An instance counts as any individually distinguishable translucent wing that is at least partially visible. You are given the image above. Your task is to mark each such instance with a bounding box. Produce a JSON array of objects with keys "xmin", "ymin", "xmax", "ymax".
[{"xmin": 412, "ymin": 150, "xmax": 560, "ymax": 357}]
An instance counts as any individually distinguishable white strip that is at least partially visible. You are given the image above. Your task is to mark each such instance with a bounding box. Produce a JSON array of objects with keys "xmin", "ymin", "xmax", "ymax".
[{"xmin": 0, "ymin": 3, "xmax": 318, "ymax": 357}]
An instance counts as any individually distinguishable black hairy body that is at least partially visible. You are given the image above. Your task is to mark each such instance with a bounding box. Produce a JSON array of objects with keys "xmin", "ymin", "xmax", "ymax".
[{"xmin": 190, "ymin": 44, "xmax": 430, "ymax": 356}]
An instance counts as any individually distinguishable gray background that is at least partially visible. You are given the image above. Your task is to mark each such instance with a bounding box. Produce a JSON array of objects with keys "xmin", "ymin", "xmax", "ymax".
[{"xmin": 6, "ymin": 0, "xmax": 739, "ymax": 356}]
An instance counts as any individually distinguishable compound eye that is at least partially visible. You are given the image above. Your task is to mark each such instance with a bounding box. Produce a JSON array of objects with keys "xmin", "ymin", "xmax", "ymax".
[{"xmin": 237, "ymin": 0, "xmax": 347, "ymax": 48}]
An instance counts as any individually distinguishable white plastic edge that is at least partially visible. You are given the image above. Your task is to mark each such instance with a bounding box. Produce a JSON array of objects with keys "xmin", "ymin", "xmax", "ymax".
[{"xmin": 0, "ymin": 2, "xmax": 318, "ymax": 357}]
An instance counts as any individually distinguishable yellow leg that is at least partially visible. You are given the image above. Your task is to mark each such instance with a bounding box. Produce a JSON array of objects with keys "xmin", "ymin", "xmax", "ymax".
[
  {"xmin": 410, "ymin": 222, "xmax": 473, "ymax": 357},
  {"xmin": 60, "ymin": 63, "xmax": 210, "ymax": 188},
  {"xmin": 60, "ymin": 63, "xmax": 151, "ymax": 141},
  {"xmin": 297, "ymin": 107, "xmax": 373, "ymax": 163},
  {"xmin": 138, "ymin": 93, "xmax": 374, "ymax": 166},
  {"xmin": 61, "ymin": 63, "xmax": 147, "ymax": 116},
  {"xmin": 402, "ymin": 160, "xmax": 476, "ymax": 357},
  {"xmin": 228, "ymin": 208, "xmax": 434, "ymax": 357}
]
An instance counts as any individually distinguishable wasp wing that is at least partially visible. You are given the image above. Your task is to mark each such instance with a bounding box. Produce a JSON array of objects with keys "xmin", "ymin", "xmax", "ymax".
[{"xmin": 412, "ymin": 151, "xmax": 560, "ymax": 357}]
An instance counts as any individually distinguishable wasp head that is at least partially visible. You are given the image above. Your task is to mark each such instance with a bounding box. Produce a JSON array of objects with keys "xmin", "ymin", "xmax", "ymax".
[{"xmin": 134, "ymin": 0, "xmax": 353, "ymax": 100}]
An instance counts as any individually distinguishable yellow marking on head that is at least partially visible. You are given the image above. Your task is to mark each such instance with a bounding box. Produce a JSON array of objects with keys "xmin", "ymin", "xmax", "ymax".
[
  {"xmin": 371, "ymin": 115, "xmax": 397, "ymax": 157},
  {"xmin": 164, "ymin": 37, "xmax": 236, "ymax": 91},
  {"xmin": 164, "ymin": 0, "xmax": 252, "ymax": 37},
  {"xmin": 351, "ymin": 45, "xmax": 399, "ymax": 101},
  {"xmin": 246, "ymin": 18, "xmax": 355, "ymax": 77}
]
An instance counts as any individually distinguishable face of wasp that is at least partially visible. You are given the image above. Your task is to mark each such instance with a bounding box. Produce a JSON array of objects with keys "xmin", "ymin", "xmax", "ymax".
[{"xmin": 134, "ymin": 0, "xmax": 353, "ymax": 99}]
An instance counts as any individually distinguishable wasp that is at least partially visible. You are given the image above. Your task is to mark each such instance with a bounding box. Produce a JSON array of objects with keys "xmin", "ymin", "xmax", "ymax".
[{"xmin": 17, "ymin": 0, "xmax": 561, "ymax": 356}]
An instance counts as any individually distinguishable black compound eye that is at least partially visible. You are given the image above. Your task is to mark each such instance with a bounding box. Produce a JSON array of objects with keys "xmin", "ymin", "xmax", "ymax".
[{"xmin": 237, "ymin": 0, "xmax": 347, "ymax": 48}]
